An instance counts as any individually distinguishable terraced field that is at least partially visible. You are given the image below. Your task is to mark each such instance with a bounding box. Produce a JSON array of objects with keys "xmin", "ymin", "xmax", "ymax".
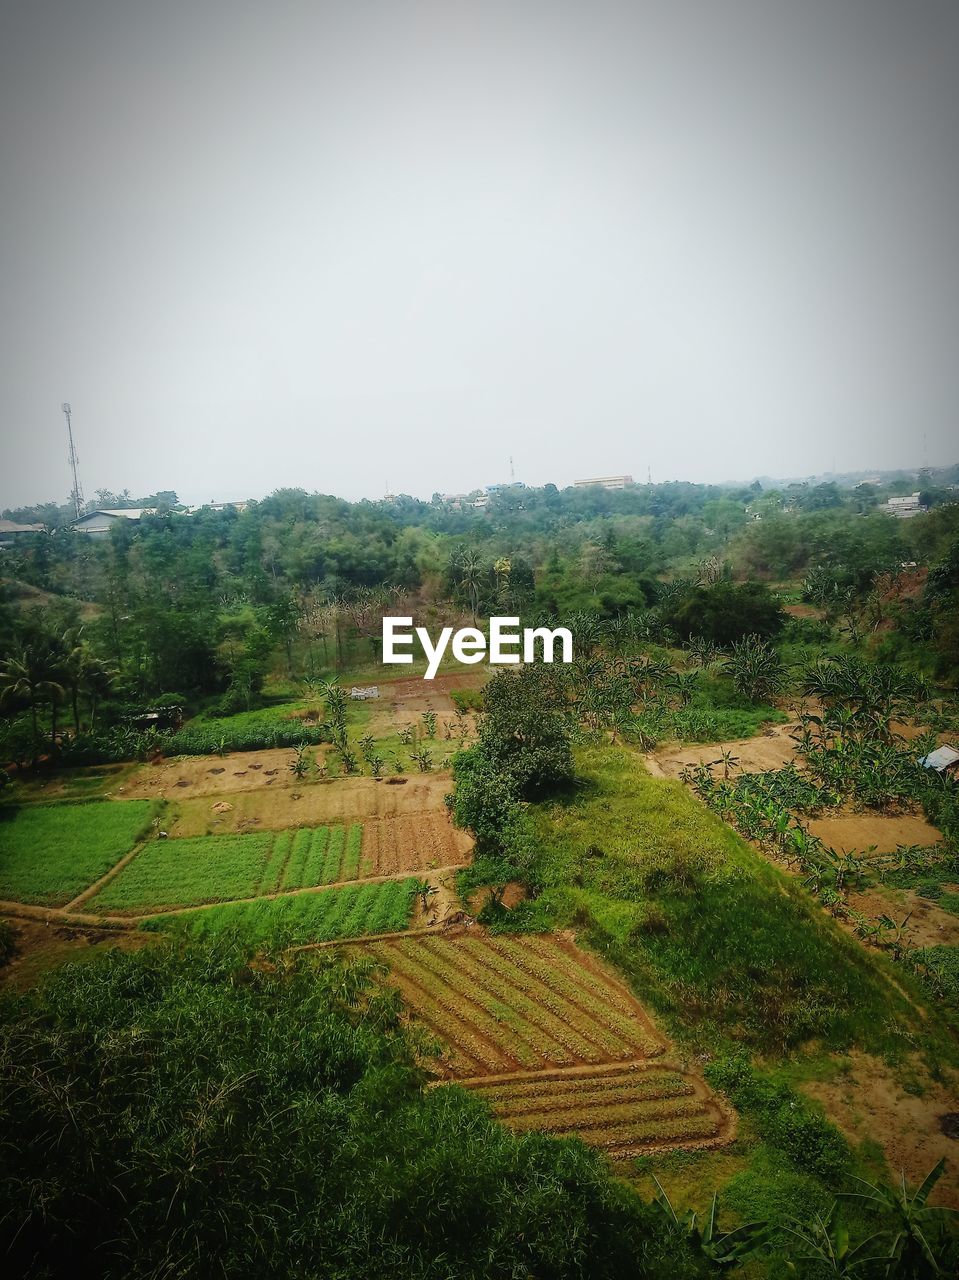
[
  {"xmin": 365, "ymin": 931, "xmax": 731, "ymax": 1157},
  {"xmin": 468, "ymin": 1061, "xmax": 730, "ymax": 1158},
  {"xmin": 361, "ymin": 815, "xmax": 464, "ymax": 874},
  {"xmin": 367, "ymin": 933, "xmax": 665, "ymax": 1075},
  {"xmin": 89, "ymin": 818, "xmax": 462, "ymax": 913},
  {"xmin": 0, "ymin": 800, "xmax": 154, "ymax": 905}
]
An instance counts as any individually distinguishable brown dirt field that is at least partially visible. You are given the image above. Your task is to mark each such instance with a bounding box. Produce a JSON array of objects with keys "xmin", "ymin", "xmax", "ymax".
[
  {"xmin": 801, "ymin": 1052, "xmax": 959, "ymax": 1207},
  {"xmin": 647, "ymin": 723, "xmax": 799, "ymax": 780},
  {"xmin": 117, "ymin": 747, "xmax": 335, "ymax": 799},
  {"xmin": 167, "ymin": 773, "xmax": 454, "ymax": 836},
  {"xmin": 845, "ymin": 886, "xmax": 959, "ymax": 948},
  {"xmin": 784, "ymin": 602, "xmax": 825, "ymax": 620},
  {"xmin": 362, "ymin": 815, "xmax": 472, "ymax": 875},
  {"xmin": 806, "ymin": 812, "xmax": 943, "ymax": 854}
]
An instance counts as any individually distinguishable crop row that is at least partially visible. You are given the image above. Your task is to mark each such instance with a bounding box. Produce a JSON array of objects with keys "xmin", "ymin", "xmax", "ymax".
[
  {"xmin": 467, "ymin": 1069, "xmax": 723, "ymax": 1155},
  {"xmin": 417, "ymin": 936, "xmax": 632, "ymax": 1065},
  {"xmin": 92, "ymin": 822, "xmax": 368, "ymax": 912},
  {"xmin": 453, "ymin": 935, "xmax": 660, "ymax": 1058},
  {"xmin": 470, "ymin": 1069, "xmax": 693, "ymax": 1112},
  {"xmin": 368, "ymin": 940, "xmax": 541, "ymax": 1073},
  {"xmin": 139, "ymin": 877, "xmax": 418, "ymax": 944},
  {"xmin": 368, "ymin": 934, "xmax": 663, "ymax": 1077}
]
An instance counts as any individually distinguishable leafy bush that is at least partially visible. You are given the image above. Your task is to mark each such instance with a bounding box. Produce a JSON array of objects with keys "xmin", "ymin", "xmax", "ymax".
[
  {"xmin": 661, "ymin": 581, "xmax": 785, "ymax": 646},
  {"xmin": 451, "ymin": 688, "xmax": 484, "ymax": 713},
  {"xmin": 705, "ymin": 1053, "xmax": 850, "ymax": 1184}
]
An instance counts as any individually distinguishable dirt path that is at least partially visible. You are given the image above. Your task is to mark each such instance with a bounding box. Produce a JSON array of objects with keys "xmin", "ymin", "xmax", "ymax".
[{"xmin": 62, "ymin": 840, "xmax": 150, "ymax": 912}]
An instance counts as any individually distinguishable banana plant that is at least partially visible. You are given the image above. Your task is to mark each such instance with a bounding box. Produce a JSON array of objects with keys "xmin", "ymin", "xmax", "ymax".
[{"xmin": 839, "ymin": 1159, "xmax": 957, "ymax": 1276}]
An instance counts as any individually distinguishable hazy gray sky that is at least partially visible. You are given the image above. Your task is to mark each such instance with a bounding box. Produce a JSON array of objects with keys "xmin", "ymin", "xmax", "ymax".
[{"xmin": 2, "ymin": 0, "xmax": 957, "ymax": 508}]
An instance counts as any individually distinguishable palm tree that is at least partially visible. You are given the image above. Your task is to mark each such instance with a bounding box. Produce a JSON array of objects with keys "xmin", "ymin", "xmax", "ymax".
[
  {"xmin": 455, "ymin": 550, "xmax": 484, "ymax": 627},
  {"xmin": 0, "ymin": 643, "xmax": 65, "ymax": 761},
  {"xmin": 840, "ymin": 1159, "xmax": 957, "ymax": 1276}
]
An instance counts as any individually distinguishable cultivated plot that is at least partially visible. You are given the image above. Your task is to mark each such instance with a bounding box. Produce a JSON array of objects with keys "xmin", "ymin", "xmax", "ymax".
[
  {"xmin": 366, "ymin": 932, "xmax": 665, "ymax": 1076},
  {"xmin": 0, "ymin": 800, "xmax": 153, "ymax": 905},
  {"xmin": 90, "ymin": 819, "xmax": 456, "ymax": 913},
  {"xmin": 366, "ymin": 931, "xmax": 730, "ymax": 1157},
  {"xmin": 469, "ymin": 1061, "xmax": 730, "ymax": 1158},
  {"xmin": 140, "ymin": 877, "xmax": 418, "ymax": 945},
  {"xmin": 169, "ymin": 774, "xmax": 457, "ymax": 835}
]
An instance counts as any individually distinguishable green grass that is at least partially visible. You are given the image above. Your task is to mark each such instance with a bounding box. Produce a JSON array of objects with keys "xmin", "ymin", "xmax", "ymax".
[
  {"xmin": 139, "ymin": 877, "xmax": 418, "ymax": 945},
  {"xmin": 92, "ymin": 832, "xmax": 275, "ymax": 911},
  {"xmin": 0, "ymin": 800, "xmax": 155, "ymax": 905},
  {"xmin": 518, "ymin": 746, "xmax": 948, "ymax": 1062},
  {"xmin": 90, "ymin": 822, "xmax": 372, "ymax": 912}
]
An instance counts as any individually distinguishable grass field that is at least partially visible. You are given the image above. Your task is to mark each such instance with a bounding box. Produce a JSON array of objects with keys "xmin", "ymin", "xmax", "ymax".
[
  {"xmin": 140, "ymin": 877, "xmax": 418, "ymax": 944},
  {"xmin": 91, "ymin": 823, "xmax": 367, "ymax": 911},
  {"xmin": 0, "ymin": 800, "xmax": 154, "ymax": 905},
  {"xmin": 521, "ymin": 746, "xmax": 949, "ymax": 1063}
]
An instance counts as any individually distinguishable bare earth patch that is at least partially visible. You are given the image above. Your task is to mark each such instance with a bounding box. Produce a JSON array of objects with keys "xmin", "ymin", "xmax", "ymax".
[
  {"xmin": 364, "ymin": 670, "xmax": 487, "ymax": 737},
  {"xmin": 117, "ymin": 747, "xmax": 334, "ymax": 798},
  {"xmin": 806, "ymin": 812, "xmax": 943, "ymax": 854},
  {"xmin": 167, "ymin": 773, "xmax": 455, "ymax": 836},
  {"xmin": 801, "ymin": 1052, "xmax": 959, "ymax": 1208},
  {"xmin": 647, "ymin": 723, "xmax": 798, "ymax": 780},
  {"xmin": 845, "ymin": 886, "xmax": 959, "ymax": 948}
]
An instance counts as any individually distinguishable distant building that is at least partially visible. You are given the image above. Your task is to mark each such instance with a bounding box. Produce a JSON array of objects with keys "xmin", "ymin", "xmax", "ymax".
[
  {"xmin": 72, "ymin": 508, "xmax": 156, "ymax": 536},
  {"xmin": 0, "ymin": 518, "xmax": 45, "ymax": 546},
  {"xmin": 880, "ymin": 493, "xmax": 925, "ymax": 519},
  {"xmin": 573, "ymin": 475, "xmax": 634, "ymax": 491}
]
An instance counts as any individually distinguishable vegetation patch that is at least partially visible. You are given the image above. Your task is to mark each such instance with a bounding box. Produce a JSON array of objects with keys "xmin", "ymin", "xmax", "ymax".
[
  {"xmin": 91, "ymin": 822, "xmax": 369, "ymax": 911},
  {"xmin": 368, "ymin": 932, "xmax": 665, "ymax": 1077},
  {"xmin": 0, "ymin": 800, "xmax": 154, "ymax": 905},
  {"xmin": 523, "ymin": 747, "xmax": 935, "ymax": 1057},
  {"xmin": 140, "ymin": 877, "xmax": 418, "ymax": 944}
]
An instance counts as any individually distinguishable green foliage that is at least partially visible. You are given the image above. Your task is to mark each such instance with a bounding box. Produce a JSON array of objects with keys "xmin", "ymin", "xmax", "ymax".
[
  {"xmin": 526, "ymin": 748, "xmax": 931, "ymax": 1055},
  {"xmin": 661, "ymin": 581, "xmax": 785, "ymax": 646},
  {"xmin": 92, "ymin": 823, "xmax": 368, "ymax": 911},
  {"xmin": 0, "ymin": 800, "xmax": 154, "ymax": 904},
  {"xmin": 0, "ymin": 918, "xmax": 13, "ymax": 966},
  {"xmin": 705, "ymin": 1054, "xmax": 850, "ymax": 1183},
  {"xmin": 451, "ymin": 687, "xmax": 484, "ymax": 712},
  {"xmin": 479, "ymin": 667, "xmax": 574, "ymax": 794},
  {"xmin": 140, "ymin": 878, "xmax": 419, "ymax": 944},
  {"xmin": 0, "ymin": 942, "xmax": 691, "ymax": 1279}
]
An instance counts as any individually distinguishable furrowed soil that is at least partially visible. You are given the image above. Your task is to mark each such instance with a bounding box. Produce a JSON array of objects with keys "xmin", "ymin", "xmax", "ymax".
[
  {"xmin": 361, "ymin": 929, "xmax": 732, "ymax": 1158},
  {"xmin": 361, "ymin": 815, "xmax": 471, "ymax": 874}
]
